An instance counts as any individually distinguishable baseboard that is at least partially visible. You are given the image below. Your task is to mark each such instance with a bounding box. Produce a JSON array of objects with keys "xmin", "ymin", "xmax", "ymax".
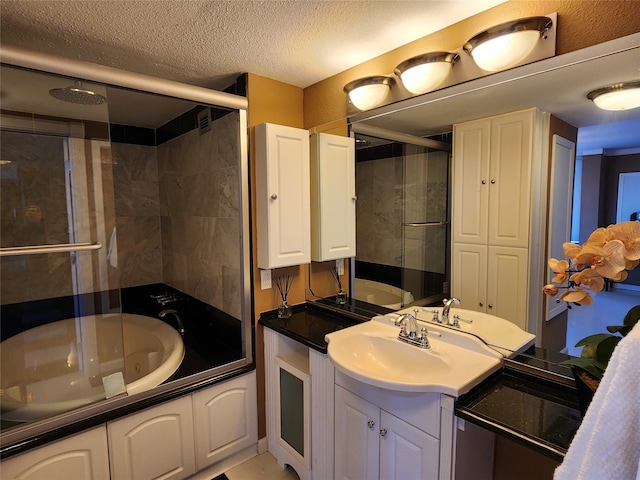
[{"xmin": 257, "ymin": 436, "xmax": 268, "ymax": 454}]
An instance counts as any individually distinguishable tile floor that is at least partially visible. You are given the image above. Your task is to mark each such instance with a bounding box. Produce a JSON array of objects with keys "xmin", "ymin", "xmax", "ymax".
[
  {"xmin": 565, "ymin": 288, "xmax": 640, "ymax": 357},
  {"xmin": 225, "ymin": 452, "xmax": 300, "ymax": 480}
]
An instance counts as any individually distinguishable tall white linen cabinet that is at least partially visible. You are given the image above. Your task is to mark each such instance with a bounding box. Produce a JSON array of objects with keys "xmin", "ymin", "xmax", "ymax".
[{"xmin": 452, "ymin": 108, "xmax": 549, "ymax": 332}]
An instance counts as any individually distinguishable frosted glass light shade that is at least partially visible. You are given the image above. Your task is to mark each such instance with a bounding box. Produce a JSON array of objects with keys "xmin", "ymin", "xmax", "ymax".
[
  {"xmin": 588, "ymin": 82, "xmax": 640, "ymax": 111},
  {"xmin": 395, "ymin": 52, "xmax": 459, "ymax": 95},
  {"xmin": 344, "ymin": 76, "xmax": 393, "ymax": 111},
  {"xmin": 464, "ymin": 16, "xmax": 553, "ymax": 72}
]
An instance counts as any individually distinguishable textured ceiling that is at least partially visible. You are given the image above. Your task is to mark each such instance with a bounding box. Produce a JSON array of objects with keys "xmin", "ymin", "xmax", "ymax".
[{"xmin": 0, "ymin": 0, "xmax": 506, "ymax": 90}]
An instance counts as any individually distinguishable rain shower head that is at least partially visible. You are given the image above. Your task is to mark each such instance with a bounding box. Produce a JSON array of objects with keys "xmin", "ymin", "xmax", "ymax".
[{"xmin": 49, "ymin": 81, "xmax": 107, "ymax": 105}]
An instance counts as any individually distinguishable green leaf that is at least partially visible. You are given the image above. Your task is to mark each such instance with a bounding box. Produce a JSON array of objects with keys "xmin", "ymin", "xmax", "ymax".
[
  {"xmin": 594, "ymin": 336, "xmax": 621, "ymax": 363},
  {"xmin": 607, "ymin": 325, "xmax": 632, "ymax": 336},
  {"xmin": 560, "ymin": 358, "xmax": 606, "ymax": 379},
  {"xmin": 623, "ymin": 305, "xmax": 640, "ymax": 328},
  {"xmin": 575, "ymin": 333, "xmax": 615, "ymax": 347}
]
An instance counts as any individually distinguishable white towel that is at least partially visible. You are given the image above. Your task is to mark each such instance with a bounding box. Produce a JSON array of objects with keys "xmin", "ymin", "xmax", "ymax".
[{"xmin": 555, "ymin": 321, "xmax": 640, "ymax": 480}]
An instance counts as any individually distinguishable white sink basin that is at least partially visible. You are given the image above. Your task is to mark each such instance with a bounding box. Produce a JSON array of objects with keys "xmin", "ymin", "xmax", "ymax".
[
  {"xmin": 325, "ymin": 317, "xmax": 502, "ymax": 396},
  {"xmin": 398, "ymin": 307, "xmax": 536, "ymax": 357}
]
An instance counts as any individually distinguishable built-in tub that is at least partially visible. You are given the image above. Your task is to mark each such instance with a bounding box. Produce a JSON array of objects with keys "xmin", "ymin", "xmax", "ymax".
[
  {"xmin": 354, "ymin": 278, "xmax": 415, "ymax": 310},
  {"xmin": 0, "ymin": 313, "xmax": 184, "ymax": 422}
]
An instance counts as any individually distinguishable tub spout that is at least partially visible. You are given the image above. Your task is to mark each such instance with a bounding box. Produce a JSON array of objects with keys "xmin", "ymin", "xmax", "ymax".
[{"xmin": 158, "ymin": 309, "xmax": 185, "ymax": 337}]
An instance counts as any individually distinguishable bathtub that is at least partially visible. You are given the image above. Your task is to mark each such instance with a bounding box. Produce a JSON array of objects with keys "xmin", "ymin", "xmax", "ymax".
[
  {"xmin": 0, "ymin": 313, "xmax": 184, "ymax": 422},
  {"xmin": 354, "ymin": 278, "xmax": 415, "ymax": 310}
]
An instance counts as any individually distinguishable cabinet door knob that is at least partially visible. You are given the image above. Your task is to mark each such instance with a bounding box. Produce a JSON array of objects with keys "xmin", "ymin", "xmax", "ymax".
[
  {"xmin": 490, "ymin": 179, "xmax": 496, "ymax": 184},
  {"xmin": 481, "ymin": 180, "xmax": 487, "ymax": 185},
  {"xmin": 479, "ymin": 302, "xmax": 484, "ymax": 307},
  {"xmin": 270, "ymin": 194, "xmax": 278, "ymax": 200},
  {"xmin": 352, "ymin": 196, "xmax": 358, "ymax": 201},
  {"xmin": 367, "ymin": 420, "xmax": 375, "ymax": 429},
  {"xmin": 380, "ymin": 428, "xmax": 387, "ymax": 437},
  {"xmin": 488, "ymin": 304, "xmax": 493, "ymax": 309}
]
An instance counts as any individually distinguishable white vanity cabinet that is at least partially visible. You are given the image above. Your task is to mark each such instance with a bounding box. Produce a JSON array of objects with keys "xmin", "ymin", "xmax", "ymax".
[
  {"xmin": 334, "ymin": 372, "xmax": 454, "ymax": 480},
  {"xmin": 108, "ymin": 396, "xmax": 196, "ymax": 480},
  {"xmin": 310, "ymin": 132, "xmax": 356, "ymax": 261},
  {"xmin": 335, "ymin": 386, "xmax": 440, "ymax": 480},
  {"xmin": 452, "ymin": 108, "xmax": 543, "ymax": 330},
  {"xmin": 1, "ymin": 426, "xmax": 110, "ymax": 480},
  {"xmin": 255, "ymin": 122, "xmax": 311, "ymax": 269}
]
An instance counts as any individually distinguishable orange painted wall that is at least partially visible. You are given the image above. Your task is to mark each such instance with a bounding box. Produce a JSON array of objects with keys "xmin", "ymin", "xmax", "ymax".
[
  {"xmin": 303, "ymin": 0, "xmax": 640, "ymax": 130},
  {"xmin": 247, "ymin": 73, "xmax": 306, "ymax": 439}
]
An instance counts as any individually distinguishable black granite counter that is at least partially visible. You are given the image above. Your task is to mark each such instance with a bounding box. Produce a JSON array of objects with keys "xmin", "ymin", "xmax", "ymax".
[
  {"xmin": 455, "ymin": 366, "xmax": 582, "ymax": 461},
  {"xmin": 258, "ymin": 302, "xmax": 368, "ymax": 353}
]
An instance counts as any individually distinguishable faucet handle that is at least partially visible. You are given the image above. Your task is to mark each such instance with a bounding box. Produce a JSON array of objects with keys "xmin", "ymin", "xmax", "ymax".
[{"xmin": 419, "ymin": 327, "xmax": 431, "ymax": 349}]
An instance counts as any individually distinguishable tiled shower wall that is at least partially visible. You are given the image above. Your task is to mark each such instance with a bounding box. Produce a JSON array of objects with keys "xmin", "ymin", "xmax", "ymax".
[
  {"xmin": 355, "ymin": 147, "xmax": 448, "ymax": 274},
  {"xmin": 112, "ymin": 112, "xmax": 241, "ymax": 319}
]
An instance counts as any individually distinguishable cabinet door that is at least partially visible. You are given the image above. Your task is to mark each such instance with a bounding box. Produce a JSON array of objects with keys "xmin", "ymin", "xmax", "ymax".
[
  {"xmin": 379, "ymin": 410, "xmax": 440, "ymax": 480},
  {"xmin": 108, "ymin": 396, "xmax": 195, "ymax": 480},
  {"xmin": 255, "ymin": 122, "xmax": 311, "ymax": 269},
  {"xmin": 192, "ymin": 372, "xmax": 258, "ymax": 471},
  {"xmin": 452, "ymin": 243, "xmax": 488, "ymax": 313},
  {"xmin": 1, "ymin": 427, "xmax": 110, "ymax": 480},
  {"xmin": 452, "ymin": 119, "xmax": 490, "ymax": 245},
  {"xmin": 487, "ymin": 246, "xmax": 529, "ymax": 330},
  {"xmin": 310, "ymin": 133, "xmax": 356, "ymax": 261},
  {"xmin": 334, "ymin": 385, "xmax": 379, "ymax": 480},
  {"xmin": 488, "ymin": 110, "xmax": 533, "ymax": 248}
]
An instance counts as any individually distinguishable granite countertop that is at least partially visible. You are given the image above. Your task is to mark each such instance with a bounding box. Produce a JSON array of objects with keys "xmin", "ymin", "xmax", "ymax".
[
  {"xmin": 455, "ymin": 366, "xmax": 582, "ymax": 461},
  {"xmin": 258, "ymin": 302, "xmax": 369, "ymax": 353}
]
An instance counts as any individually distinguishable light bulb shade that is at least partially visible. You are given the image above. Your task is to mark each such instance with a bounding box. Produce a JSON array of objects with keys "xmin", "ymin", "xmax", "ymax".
[
  {"xmin": 463, "ymin": 16, "xmax": 552, "ymax": 72},
  {"xmin": 587, "ymin": 81, "xmax": 640, "ymax": 111},
  {"xmin": 394, "ymin": 52, "xmax": 459, "ymax": 94},
  {"xmin": 344, "ymin": 76, "xmax": 393, "ymax": 110}
]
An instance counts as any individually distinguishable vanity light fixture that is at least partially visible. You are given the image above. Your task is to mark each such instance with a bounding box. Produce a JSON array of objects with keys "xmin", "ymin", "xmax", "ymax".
[
  {"xmin": 344, "ymin": 76, "xmax": 394, "ymax": 111},
  {"xmin": 587, "ymin": 81, "xmax": 640, "ymax": 111},
  {"xmin": 463, "ymin": 16, "xmax": 553, "ymax": 72},
  {"xmin": 394, "ymin": 52, "xmax": 459, "ymax": 95}
]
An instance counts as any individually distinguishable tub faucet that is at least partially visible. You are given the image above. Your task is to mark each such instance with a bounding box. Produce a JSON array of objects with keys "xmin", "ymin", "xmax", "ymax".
[
  {"xmin": 442, "ymin": 298, "xmax": 461, "ymax": 325},
  {"xmin": 158, "ymin": 309, "xmax": 185, "ymax": 337}
]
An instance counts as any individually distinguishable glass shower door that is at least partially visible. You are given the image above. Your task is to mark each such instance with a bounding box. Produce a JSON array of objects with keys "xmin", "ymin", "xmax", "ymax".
[{"xmin": 401, "ymin": 145, "xmax": 451, "ymax": 304}]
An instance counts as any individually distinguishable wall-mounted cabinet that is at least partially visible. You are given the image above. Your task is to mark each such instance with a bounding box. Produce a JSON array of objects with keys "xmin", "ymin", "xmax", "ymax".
[
  {"xmin": 452, "ymin": 109, "xmax": 541, "ymax": 330},
  {"xmin": 256, "ymin": 123, "xmax": 310, "ymax": 269},
  {"xmin": 310, "ymin": 133, "xmax": 356, "ymax": 261}
]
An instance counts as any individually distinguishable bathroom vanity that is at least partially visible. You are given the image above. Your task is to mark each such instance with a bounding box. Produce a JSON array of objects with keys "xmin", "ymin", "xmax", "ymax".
[{"xmin": 261, "ymin": 301, "xmax": 583, "ymax": 480}]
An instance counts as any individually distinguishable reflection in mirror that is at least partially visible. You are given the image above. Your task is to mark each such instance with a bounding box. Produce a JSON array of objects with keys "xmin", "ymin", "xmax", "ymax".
[
  {"xmin": 345, "ymin": 34, "xmax": 640, "ymax": 369},
  {"xmin": 353, "ymin": 132, "xmax": 451, "ymax": 311},
  {"xmin": 0, "ymin": 60, "xmax": 251, "ymax": 443}
]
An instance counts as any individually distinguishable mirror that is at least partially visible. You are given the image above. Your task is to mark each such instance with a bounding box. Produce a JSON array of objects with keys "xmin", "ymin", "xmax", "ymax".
[
  {"xmin": 309, "ymin": 33, "xmax": 640, "ymax": 361},
  {"xmin": 0, "ymin": 60, "xmax": 252, "ymax": 443}
]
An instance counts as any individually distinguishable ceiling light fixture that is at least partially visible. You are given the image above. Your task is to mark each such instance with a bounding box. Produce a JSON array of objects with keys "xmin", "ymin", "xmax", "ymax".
[
  {"xmin": 394, "ymin": 52, "xmax": 459, "ymax": 95},
  {"xmin": 587, "ymin": 81, "xmax": 640, "ymax": 111},
  {"xmin": 344, "ymin": 76, "xmax": 394, "ymax": 111},
  {"xmin": 463, "ymin": 16, "xmax": 553, "ymax": 72}
]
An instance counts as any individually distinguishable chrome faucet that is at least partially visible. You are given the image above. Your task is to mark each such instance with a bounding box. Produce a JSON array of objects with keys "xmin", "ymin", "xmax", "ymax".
[
  {"xmin": 158, "ymin": 309, "xmax": 185, "ymax": 337},
  {"xmin": 442, "ymin": 298, "xmax": 461, "ymax": 325},
  {"xmin": 395, "ymin": 313, "xmax": 430, "ymax": 349},
  {"xmin": 396, "ymin": 313, "xmax": 419, "ymax": 339}
]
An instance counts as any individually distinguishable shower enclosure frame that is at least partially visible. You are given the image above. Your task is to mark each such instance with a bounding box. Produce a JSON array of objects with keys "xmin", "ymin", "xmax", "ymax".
[{"xmin": 0, "ymin": 45, "xmax": 253, "ymax": 448}]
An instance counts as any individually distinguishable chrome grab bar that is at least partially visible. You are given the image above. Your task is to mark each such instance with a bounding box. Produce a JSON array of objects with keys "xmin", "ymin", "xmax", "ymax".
[
  {"xmin": 0, "ymin": 241, "xmax": 102, "ymax": 257},
  {"xmin": 402, "ymin": 221, "xmax": 450, "ymax": 227}
]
